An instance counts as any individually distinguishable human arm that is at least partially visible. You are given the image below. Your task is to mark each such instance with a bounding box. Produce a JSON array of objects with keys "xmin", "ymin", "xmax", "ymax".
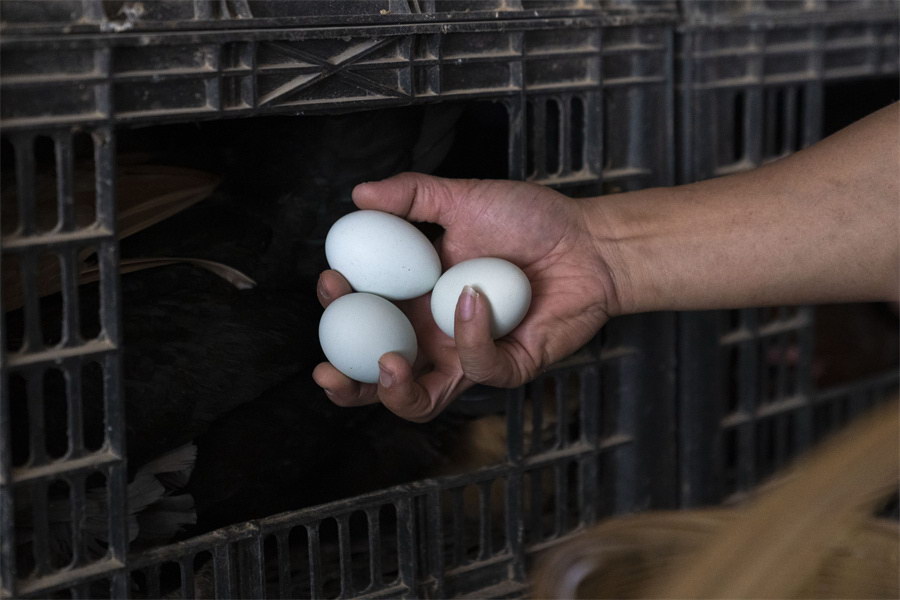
[
  {"xmin": 598, "ymin": 101, "xmax": 898, "ymax": 314},
  {"xmin": 314, "ymin": 102, "xmax": 899, "ymax": 421}
]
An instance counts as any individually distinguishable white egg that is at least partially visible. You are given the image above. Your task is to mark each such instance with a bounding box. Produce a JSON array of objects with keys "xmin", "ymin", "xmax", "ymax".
[
  {"xmin": 325, "ymin": 210, "xmax": 441, "ymax": 301},
  {"xmin": 319, "ymin": 293, "xmax": 417, "ymax": 384},
  {"xmin": 430, "ymin": 257, "xmax": 532, "ymax": 339}
]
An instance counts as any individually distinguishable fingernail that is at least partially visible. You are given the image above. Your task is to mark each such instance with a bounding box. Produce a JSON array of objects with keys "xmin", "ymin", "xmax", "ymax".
[
  {"xmin": 459, "ymin": 285, "xmax": 477, "ymax": 321},
  {"xmin": 323, "ymin": 388, "xmax": 334, "ymax": 399},
  {"xmin": 378, "ymin": 363, "xmax": 394, "ymax": 388},
  {"xmin": 317, "ymin": 279, "xmax": 331, "ymax": 301}
]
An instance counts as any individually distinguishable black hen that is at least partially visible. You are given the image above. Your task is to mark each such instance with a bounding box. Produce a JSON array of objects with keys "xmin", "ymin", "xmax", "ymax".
[
  {"xmin": 186, "ymin": 376, "xmax": 463, "ymax": 532},
  {"xmin": 9, "ymin": 106, "xmax": 467, "ymax": 558}
]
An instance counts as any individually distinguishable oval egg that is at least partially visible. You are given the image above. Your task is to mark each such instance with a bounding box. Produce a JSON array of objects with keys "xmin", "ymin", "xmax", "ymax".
[
  {"xmin": 325, "ymin": 210, "xmax": 441, "ymax": 301},
  {"xmin": 319, "ymin": 292, "xmax": 417, "ymax": 384},
  {"xmin": 430, "ymin": 257, "xmax": 532, "ymax": 339}
]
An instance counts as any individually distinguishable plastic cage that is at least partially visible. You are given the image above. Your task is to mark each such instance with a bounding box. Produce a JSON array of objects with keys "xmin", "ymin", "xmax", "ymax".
[
  {"xmin": 0, "ymin": 6, "xmax": 683, "ymax": 599},
  {"xmin": 676, "ymin": 1, "xmax": 900, "ymax": 507},
  {"xmin": 0, "ymin": 0, "xmax": 681, "ymax": 32},
  {"xmin": 1, "ymin": 1, "xmax": 898, "ymax": 599}
]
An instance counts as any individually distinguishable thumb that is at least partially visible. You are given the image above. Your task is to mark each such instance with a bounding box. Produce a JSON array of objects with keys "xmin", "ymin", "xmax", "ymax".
[
  {"xmin": 352, "ymin": 172, "xmax": 469, "ymax": 227},
  {"xmin": 454, "ymin": 285, "xmax": 525, "ymax": 387}
]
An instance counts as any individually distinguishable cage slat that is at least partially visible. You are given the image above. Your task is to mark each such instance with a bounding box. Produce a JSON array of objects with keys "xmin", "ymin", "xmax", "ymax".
[
  {"xmin": 68, "ymin": 473, "xmax": 85, "ymax": 568},
  {"xmin": 64, "ymin": 361, "xmax": 83, "ymax": 459},
  {"xmin": 555, "ymin": 375, "xmax": 567, "ymax": 449},
  {"xmin": 275, "ymin": 531, "xmax": 291, "ymax": 599},
  {"xmin": 395, "ymin": 497, "xmax": 416, "ymax": 594},
  {"xmin": 423, "ymin": 491, "xmax": 443, "ymax": 598},
  {"xmin": 477, "ymin": 481, "xmax": 491, "ymax": 560},
  {"xmin": 553, "ymin": 461, "xmax": 567, "ymax": 538},
  {"xmin": 530, "ymin": 383, "xmax": 543, "ymax": 455},
  {"xmin": 53, "ymin": 132, "xmax": 76, "ymax": 233},
  {"xmin": 336, "ymin": 515, "xmax": 353, "ymax": 598},
  {"xmin": 450, "ymin": 488, "xmax": 465, "ymax": 566},
  {"xmin": 737, "ymin": 310, "xmax": 759, "ymax": 492},
  {"xmin": 776, "ymin": 337, "xmax": 790, "ymax": 402},
  {"xmin": 365, "ymin": 507, "xmax": 382, "ymax": 591},
  {"xmin": 213, "ymin": 544, "xmax": 234, "ymax": 598},
  {"xmin": 180, "ymin": 556, "xmax": 196, "ymax": 599},
  {"xmin": 29, "ymin": 481, "xmax": 51, "ymax": 576},
  {"xmin": 578, "ymin": 366, "xmax": 600, "ymax": 525},
  {"xmin": 306, "ymin": 523, "xmax": 323, "ymax": 599},
  {"xmin": 12, "ymin": 134, "xmax": 37, "ymax": 236},
  {"xmin": 18, "ymin": 251, "xmax": 45, "ymax": 354},
  {"xmin": 529, "ymin": 468, "xmax": 543, "ymax": 543},
  {"xmin": 240, "ymin": 536, "xmax": 265, "ymax": 600},
  {"xmin": 59, "ymin": 246, "xmax": 81, "ymax": 350}
]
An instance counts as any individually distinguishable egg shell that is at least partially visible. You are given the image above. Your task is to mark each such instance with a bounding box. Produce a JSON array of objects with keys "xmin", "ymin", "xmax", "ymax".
[
  {"xmin": 325, "ymin": 210, "xmax": 441, "ymax": 301},
  {"xmin": 319, "ymin": 293, "xmax": 417, "ymax": 384},
  {"xmin": 430, "ymin": 257, "xmax": 532, "ymax": 339}
]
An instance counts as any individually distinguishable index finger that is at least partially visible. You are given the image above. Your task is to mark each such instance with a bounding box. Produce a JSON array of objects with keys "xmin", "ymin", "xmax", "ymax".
[{"xmin": 352, "ymin": 172, "xmax": 469, "ymax": 228}]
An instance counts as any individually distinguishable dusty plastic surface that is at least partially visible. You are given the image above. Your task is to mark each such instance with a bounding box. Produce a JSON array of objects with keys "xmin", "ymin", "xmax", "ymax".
[{"xmin": 0, "ymin": 1, "xmax": 898, "ymax": 598}]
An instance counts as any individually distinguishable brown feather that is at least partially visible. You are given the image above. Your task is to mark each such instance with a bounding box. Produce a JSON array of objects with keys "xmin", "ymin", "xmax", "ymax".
[{"xmin": 2, "ymin": 163, "xmax": 220, "ymax": 311}]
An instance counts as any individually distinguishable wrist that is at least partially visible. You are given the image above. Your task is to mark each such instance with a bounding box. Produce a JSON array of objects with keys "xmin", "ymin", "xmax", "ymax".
[
  {"xmin": 577, "ymin": 192, "xmax": 647, "ymax": 318},
  {"xmin": 579, "ymin": 186, "xmax": 692, "ymax": 317}
]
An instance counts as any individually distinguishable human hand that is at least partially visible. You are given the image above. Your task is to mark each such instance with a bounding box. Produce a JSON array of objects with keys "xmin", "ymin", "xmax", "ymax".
[{"xmin": 313, "ymin": 172, "xmax": 620, "ymax": 422}]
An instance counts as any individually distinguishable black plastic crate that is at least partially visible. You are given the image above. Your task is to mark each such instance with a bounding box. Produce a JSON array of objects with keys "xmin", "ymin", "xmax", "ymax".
[
  {"xmin": 2, "ymin": 2, "xmax": 898, "ymax": 598},
  {"xmin": 680, "ymin": 0, "xmax": 898, "ymax": 24},
  {"xmin": 675, "ymin": 4, "xmax": 900, "ymax": 506},
  {"xmin": 678, "ymin": 14, "xmax": 899, "ymax": 182},
  {"xmin": 0, "ymin": 6, "xmax": 680, "ymax": 598},
  {"xmin": 0, "ymin": 0, "xmax": 679, "ymax": 33}
]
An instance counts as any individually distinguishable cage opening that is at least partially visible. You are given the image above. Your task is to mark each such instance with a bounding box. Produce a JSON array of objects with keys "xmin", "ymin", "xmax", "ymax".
[
  {"xmin": 724, "ymin": 344, "xmax": 741, "ymax": 413},
  {"xmin": 823, "ymin": 76, "xmax": 900, "ymax": 136},
  {"xmin": 571, "ymin": 96, "xmax": 586, "ymax": 172},
  {"xmin": 43, "ymin": 368, "xmax": 68, "ymax": 460},
  {"xmin": 599, "ymin": 360, "xmax": 622, "ymax": 440},
  {"xmin": 732, "ymin": 90, "xmax": 746, "ymax": 163},
  {"xmin": 546, "ymin": 98, "xmax": 562, "ymax": 175}
]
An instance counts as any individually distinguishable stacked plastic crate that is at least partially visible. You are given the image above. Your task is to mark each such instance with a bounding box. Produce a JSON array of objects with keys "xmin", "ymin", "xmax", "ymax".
[
  {"xmin": 1, "ymin": 1, "xmax": 898, "ymax": 598},
  {"xmin": 676, "ymin": 0, "xmax": 900, "ymax": 506},
  {"xmin": 0, "ymin": 1, "xmax": 681, "ymax": 598}
]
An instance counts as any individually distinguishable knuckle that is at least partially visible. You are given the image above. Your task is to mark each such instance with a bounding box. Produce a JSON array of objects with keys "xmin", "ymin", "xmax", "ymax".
[{"xmin": 460, "ymin": 359, "xmax": 497, "ymax": 385}]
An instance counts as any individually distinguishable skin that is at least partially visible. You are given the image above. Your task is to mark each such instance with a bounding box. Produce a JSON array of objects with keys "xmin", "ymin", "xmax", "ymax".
[{"xmin": 314, "ymin": 102, "xmax": 899, "ymax": 422}]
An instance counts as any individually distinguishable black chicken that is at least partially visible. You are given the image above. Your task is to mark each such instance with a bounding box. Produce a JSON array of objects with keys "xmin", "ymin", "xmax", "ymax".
[{"xmin": 7, "ymin": 105, "xmax": 468, "ymax": 561}]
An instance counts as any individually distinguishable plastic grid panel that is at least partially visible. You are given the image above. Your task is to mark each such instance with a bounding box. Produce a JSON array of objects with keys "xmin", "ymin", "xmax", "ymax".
[
  {"xmin": 3, "ymin": 3, "xmax": 892, "ymax": 595},
  {"xmin": 680, "ymin": 0, "xmax": 899, "ymax": 23},
  {"xmin": 600, "ymin": 24, "xmax": 675, "ymax": 193},
  {"xmin": 107, "ymin": 312, "xmax": 672, "ymax": 600},
  {"xmin": 812, "ymin": 371, "xmax": 900, "ymax": 443},
  {"xmin": 0, "ymin": 18, "xmax": 676, "ymax": 193},
  {"xmin": 0, "ymin": 19, "xmax": 617, "ymax": 129},
  {"xmin": 680, "ymin": 18, "xmax": 899, "ymax": 181},
  {"xmin": 678, "ymin": 307, "xmax": 819, "ymax": 505},
  {"xmin": 675, "ymin": 5, "xmax": 899, "ymax": 507},
  {"xmin": 0, "ymin": 0, "xmax": 679, "ymax": 33},
  {"xmin": 0, "ymin": 130, "xmax": 129, "ymax": 599},
  {"xmin": 1, "ymin": 16, "xmax": 678, "ymax": 598}
]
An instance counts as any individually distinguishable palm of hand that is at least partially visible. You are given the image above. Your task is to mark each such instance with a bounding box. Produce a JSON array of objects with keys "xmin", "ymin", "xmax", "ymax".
[{"xmin": 408, "ymin": 178, "xmax": 610, "ymax": 381}]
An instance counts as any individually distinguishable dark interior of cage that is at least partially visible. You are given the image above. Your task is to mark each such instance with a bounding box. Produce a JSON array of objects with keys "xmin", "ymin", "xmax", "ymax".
[
  {"xmin": 1, "ymin": 99, "xmax": 611, "ymax": 598},
  {"xmin": 3, "ymin": 75, "xmax": 899, "ymax": 598}
]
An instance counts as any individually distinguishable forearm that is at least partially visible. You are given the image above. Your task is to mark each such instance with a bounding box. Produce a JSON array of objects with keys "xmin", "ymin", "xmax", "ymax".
[{"xmin": 592, "ymin": 103, "xmax": 899, "ymax": 315}]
